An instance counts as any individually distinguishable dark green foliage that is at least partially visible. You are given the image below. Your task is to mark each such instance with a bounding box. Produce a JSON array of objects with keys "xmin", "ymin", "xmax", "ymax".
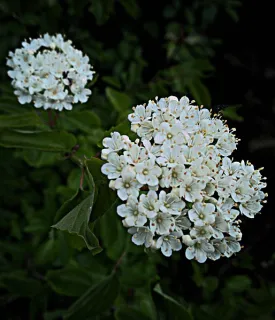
[{"xmin": 0, "ymin": 1, "xmax": 274, "ymax": 320}]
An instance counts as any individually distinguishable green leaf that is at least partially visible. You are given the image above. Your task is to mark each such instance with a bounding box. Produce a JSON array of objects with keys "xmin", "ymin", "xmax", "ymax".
[
  {"xmin": 65, "ymin": 232, "xmax": 92, "ymax": 251},
  {"xmin": 68, "ymin": 168, "xmax": 82, "ymax": 190},
  {"xmin": 99, "ymin": 204, "xmax": 126, "ymax": 260},
  {"xmin": 0, "ymin": 130, "xmax": 77, "ymax": 152},
  {"xmin": 35, "ymin": 237, "xmax": 58, "ymax": 265},
  {"xmin": 191, "ymin": 261, "xmax": 205, "ymax": 287},
  {"xmin": 221, "ymin": 105, "xmax": 243, "ymax": 122},
  {"xmin": 89, "ymin": 0, "xmax": 114, "ymax": 25},
  {"xmin": 202, "ymin": 5, "xmax": 217, "ymax": 27},
  {"xmin": 29, "ymin": 291, "xmax": 47, "ymax": 320},
  {"xmin": 0, "ymin": 96, "xmax": 31, "ymax": 114},
  {"xmin": 58, "ymin": 110, "xmax": 101, "ymax": 133},
  {"xmin": 154, "ymin": 284, "xmax": 193, "ymax": 320},
  {"xmin": 135, "ymin": 288, "xmax": 157, "ymax": 320},
  {"xmin": 106, "ymin": 87, "xmax": 132, "ymax": 114},
  {"xmin": 120, "ymin": 256, "xmax": 157, "ymax": 288},
  {"xmin": 85, "ymin": 157, "xmax": 106, "ymax": 186},
  {"xmin": 85, "ymin": 158, "xmax": 119, "ymax": 222},
  {"xmin": 0, "ymin": 272, "xmax": 43, "ymax": 297},
  {"xmin": 0, "ymin": 241, "xmax": 26, "ymax": 264},
  {"xmin": 115, "ymin": 287, "xmax": 157, "ymax": 320},
  {"xmin": 15, "ymin": 149, "xmax": 60, "ymax": 168},
  {"xmin": 187, "ymin": 79, "xmax": 211, "ymax": 107},
  {"xmin": 52, "ymin": 195, "xmax": 101, "ymax": 253},
  {"xmin": 92, "ymin": 186, "xmax": 118, "ymax": 222},
  {"xmin": 226, "ymin": 8, "xmax": 239, "ymax": 22},
  {"xmin": 46, "ymin": 262, "xmax": 99, "ymax": 297},
  {"xmin": 0, "ymin": 112, "xmax": 43, "ymax": 129},
  {"xmin": 203, "ymin": 276, "xmax": 218, "ymax": 292},
  {"xmin": 102, "ymin": 76, "xmax": 121, "ymax": 89},
  {"xmin": 52, "ymin": 166, "xmax": 102, "ymax": 254},
  {"xmin": 64, "ymin": 273, "xmax": 119, "ymax": 319},
  {"xmin": 225, "ymin": 275, "xmax": 252, "ymax": 292},
  {"xmin": 44, "ymin": 310, "xmax": 66, "ymax": 320},
  {"xmin": 119, "ymin": 0, "xmax": 140, "ymax": 18},
  {"xmin": 115, "ymin": 307, "xmax": 153, "ymax": 320},
  {"xmin": 54, "ymin": 189, "xmax": 80, "ymax": 224}
]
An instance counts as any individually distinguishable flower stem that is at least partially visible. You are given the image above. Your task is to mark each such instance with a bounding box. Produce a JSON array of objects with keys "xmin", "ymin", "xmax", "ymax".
[
  {"xmin": 79, "ymin": 166, "xmax": 85, "ymax": 190},
  {"xmin": 48, "ymin": 110, "xmax": 54, "ymax": 128},
  {"xmin": 113, "ymin": 251, "xmax": 126, "ymax": 272}
]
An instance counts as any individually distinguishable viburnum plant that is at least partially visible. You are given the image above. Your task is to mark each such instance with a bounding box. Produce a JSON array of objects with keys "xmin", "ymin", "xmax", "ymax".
[
  {"xmin": 4, "ymin": 33, "xmax": 267, "ymax": 264},
  {"xmin": 101, "ymin": 96, "xmax": 267, "ymax": 262},
  {"xmin": 6, "ymin": 34, "xmax": 95, "ymax": 111}
]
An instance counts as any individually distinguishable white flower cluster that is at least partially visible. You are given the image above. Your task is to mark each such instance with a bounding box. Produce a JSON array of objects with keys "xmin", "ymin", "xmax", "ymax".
[
  {"xmin": 7, "ymin": 34, "xmax": 95, "ymax": 111},
  {"xmin": 101, "ymin": 96, "xmax": 267, "ymax": 262}
]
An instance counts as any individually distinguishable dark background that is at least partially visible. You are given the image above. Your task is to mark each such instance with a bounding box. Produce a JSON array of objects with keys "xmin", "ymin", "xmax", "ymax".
[{"xmin": 0, "ymin": 0, "xmax": 274, "ymax": 319}]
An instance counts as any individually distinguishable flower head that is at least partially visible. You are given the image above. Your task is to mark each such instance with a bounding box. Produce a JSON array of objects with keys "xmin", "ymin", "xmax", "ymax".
[
  {"xmin": 7, "ymin": 34, "xmax": 95, "ymax": 110},
  {"xmin": 101, "ymin": 95, "xmax": 267, "ymax": 261}
]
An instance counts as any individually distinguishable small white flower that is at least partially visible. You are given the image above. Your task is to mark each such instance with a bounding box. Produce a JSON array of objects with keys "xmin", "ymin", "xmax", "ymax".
[
  {"xmin": 159, "ymin": 190, "xmax": 185, "ymax": 215},
  {"xmin": 71, "ymin": 86, "xmax": 91, "ymax": 103},
  {"xmin": 150, "ymin": 212, "xmax": 175, "ymax": 235},
  {"xmin": 152, "ymin": 111, "xmax": 176, "ymax": 129},
  {"xmin": 102, "ymin": 132, "xmax": 129, "ymax": 160},
  {"xmin": 204, "ymin": 181, "xmax": 216, "ymax": 196},
  {"xmin": 185, "ymin": 239, "xmax": 214, "ymax": 263},
  {"xmin": 154, "ymin": 122, "xmax": 187, "ymax": 145},
  {"xmin": 239, "ymin": 160, "xmax": 255, "ymax": 177},
  {"xmin": 180, "ymin": 95, "xmax": 190, "ymax": 107},
  {"xmin": 179, "ymin": 176, "xmax": 205, "ymax": 202},
  {"xmin": 216, "ymin": 175, "xmax": 236, "ymax": 198},
  {"xmin": 180, "ymin": 105, "xmax": 200, "ymax": 133},
  {"xmin": 114, "ymin": 166, "xmax": 141, "ymax": 201},
  {"xmin": 223, "ymin": 237, "xmax": 241, "ymax": 257},
  {"xmin": 142, "ymin": 139, "xmax": 162, "ymax": 160},
  {"xmin": 207, "ymin": 239, "xmax": 227, "ymax": 261},
  {"xmin": 128, "ymin": 104, "xmax": 153, "ymax": 124},
  {"xmin": 239, "ymin": 198, "xmax": 262, "ymax": 218},
  {"xmin": 181, "ymin": 145, "xmax": 201, "ymax": 164},
  {"xmin": 168, "ymin": 165, "xmax": 187, "ymax": 187},
  {"xmin": 215, "ymin": 132, "xmax": 237, "ymax": 156},
  {"xmin": 190, "ymin": 157, "xmax": 211, "ymax": 179},
  {"xmin": 156, "ymin": 232, "xmax": 182, "ymax": 257},
  {"xmin": 123, "ymin": 144, "xmax": 148, "ymax": 165},
  {"xmin": 42, "ymin": 74, "xmax": 58, "ymax": 90},
  {"xmin": 231, "ymin": 179, "xmax": 254, "ymax": 203},
  {"xmin": 117, "ymin": 197, "xmax": 146, "ymax": 227},
  {"xmin": 211, "ymin": 119, "xmax": 229, "ymax": 139},
  {"xmin": 136, "ymin": 120, "xmax": 155, "ymax": 140},
  {"xmin": 188, "ymin": 202, "xmax": 215, "ymax": 227},
  {"xmin": 211, "ymin": 214, "xmax": 229, "ymax": 239},
  {"xmin": 128, "ymin": 227, "xmax": 153, "ymax": 247},
  {"xmin": 217, "ymin": 198, "xmax": 239, "ymax": 222},
  {"xmin": 175, "ymin": 213, "xmax": 191, "ymax": 235},
  {"xmin": 101, "ymin": 153, "xmax": 127, "ymax": 179},
  {"xmin": 190, "ymin": 225, "xmax": 213, "ymax": 239},
  {"xmin": 44, "ymin": 84, "xmax": 67, "ymax": 100},
  {"xmin": 182, "ymin": 234, "xmax": 194, "ymax": 246},
  {"xmin": 28, "ymin": 75, "xmax": 43, "ymax": 94},
  {"xmin": 135, "ymin": 158, "xmax": 161, "ymax": 186},
  {"xmin": 228, "ymin": 224, "xmax": 242, "ymax": 240},
  {"xmin": 167, "ymin": 97, "xmax": 182, "ymax": 117},
  {"xmin": 157, "ymin": 144, "xmax": 185, "ymax": 167},
  {"xmin": 14, "ymin": 90, "xmax": 32, "ymax": 104},
  {"xmin": 221, "ymin": 157, "xmax": 241, "ymax": 177},
  {"xmin": 138, "ymin": 191, "xmax": 160, "ymax": 218}
]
